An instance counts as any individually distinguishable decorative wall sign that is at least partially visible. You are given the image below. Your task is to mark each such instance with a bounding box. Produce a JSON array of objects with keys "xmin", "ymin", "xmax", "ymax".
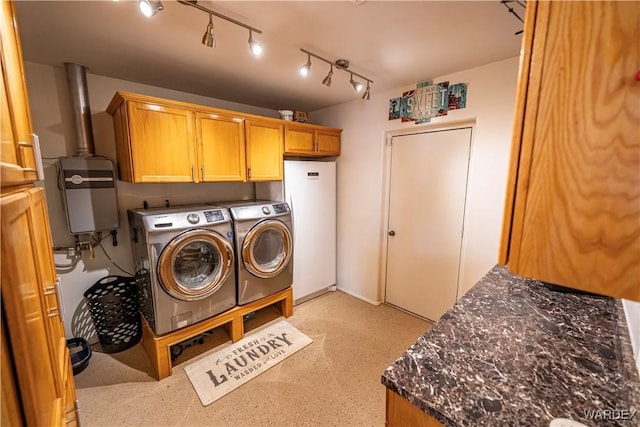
[{"xmin": 389, "ymin": 79, "xmax": 467, "ymax": 124}]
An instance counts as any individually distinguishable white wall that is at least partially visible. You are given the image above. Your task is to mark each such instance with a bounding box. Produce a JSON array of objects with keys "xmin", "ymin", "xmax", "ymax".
[
  {"xmin": 623, "ymin": 300, "xmax": 640, "ymax": 372},
  {"xmin": 24, "ymin": 61, "xmax": 280, "ymax": 339},
  {"xmin": 312, "ymin": 56, "xmax": 520, "ymax": 303}
]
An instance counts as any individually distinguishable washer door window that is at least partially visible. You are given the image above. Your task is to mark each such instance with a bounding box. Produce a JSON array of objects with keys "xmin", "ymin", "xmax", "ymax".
[
  {"xmin": 242, "ymin": 219, "xmax": 292, "ymax": 279},
  {"xmin": 158, "ymin": 229, "xmax": 234, "ymax": 301}
]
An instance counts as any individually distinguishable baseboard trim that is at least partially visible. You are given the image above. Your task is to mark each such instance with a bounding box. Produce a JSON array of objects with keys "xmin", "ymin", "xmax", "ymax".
[{"xmin": 338, "ymin": 287, "xmax": 382, "ymax": 306}]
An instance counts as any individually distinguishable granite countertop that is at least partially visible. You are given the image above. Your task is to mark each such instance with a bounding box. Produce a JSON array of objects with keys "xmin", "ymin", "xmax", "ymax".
[{"xmin": 382, "ymin": 265, "xmax": 640, "ymax": 426}]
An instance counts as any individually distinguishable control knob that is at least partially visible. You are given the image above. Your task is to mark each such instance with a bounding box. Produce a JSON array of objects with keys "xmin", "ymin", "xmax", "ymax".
[{"xmin": 187, "ymin": 213, "xmax": 200, "ymax": 224}]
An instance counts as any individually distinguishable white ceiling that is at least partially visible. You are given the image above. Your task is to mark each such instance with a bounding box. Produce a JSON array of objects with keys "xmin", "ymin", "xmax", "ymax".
[{"xmin": 14, "ymin": 0, "xmax": 524, "ymax": 112}]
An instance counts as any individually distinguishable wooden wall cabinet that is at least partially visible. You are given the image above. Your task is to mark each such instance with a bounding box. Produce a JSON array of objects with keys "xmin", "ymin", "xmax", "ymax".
[
  {"xmin": 0, "ymin": 0, "xmax": 38, "ymax": 186},
  {"xmin": 107, "ymin": 91, "xmax": 285, "ymax": 183},
  {"xmin": 284, "ymin": 122, "xmax": 341, "ymax": 157},
  {"xmin": 499, "ymin": 1, "xmax": 640, "ymax": 301},
  {"xmin": 196, "ymin": 111, "xmax": 246, "ymax": 182},
  {"xmin": 121, "ymin": 100, "xmax": 196, "ymax": 183},
  {"xmin": 1, "ymin": 188, "xmax": 79, "ymax": 426},
  {"xmin": 1, "ymin": 3, "xmax": 78, "ymax": 424},
  {"xmin": 245, "ymin": 119, "xmax": 283, "ymax": 181}
]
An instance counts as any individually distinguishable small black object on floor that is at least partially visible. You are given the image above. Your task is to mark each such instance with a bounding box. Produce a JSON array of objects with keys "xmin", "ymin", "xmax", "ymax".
[
  {"xmin": 170, "ymin": 330, "xmax": 215, "ymax": 361},
  {"xmin": 67, "ymin": 337, "xmax": 92, "ymax": 375}
]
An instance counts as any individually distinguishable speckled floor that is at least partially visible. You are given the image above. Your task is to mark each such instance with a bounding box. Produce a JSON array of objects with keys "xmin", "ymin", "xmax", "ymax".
[{"xmin": 74, "ymin": 290, "xmax": 430, "ymax": 427}]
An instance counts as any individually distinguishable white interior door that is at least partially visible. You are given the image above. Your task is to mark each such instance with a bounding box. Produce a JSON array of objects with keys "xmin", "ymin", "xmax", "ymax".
[{"xmin": 385, "ymin": 127, "xmax": 472, "ymax": 321}]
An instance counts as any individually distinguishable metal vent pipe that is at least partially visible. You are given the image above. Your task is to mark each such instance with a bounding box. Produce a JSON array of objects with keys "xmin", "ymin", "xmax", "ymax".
[{"xmin": 64, "ymin": 62, "xmax": 95, "ymax": 157}]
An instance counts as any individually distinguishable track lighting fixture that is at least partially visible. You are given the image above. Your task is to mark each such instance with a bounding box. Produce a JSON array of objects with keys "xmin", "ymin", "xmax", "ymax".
[
  {"xmin": 362, "ymin": 81, "xmax": 371, "ymax": 100},
  {"xmin": 248, "ymin": 30, "xmax": 263, "ymax": 57},
  {"xmin": 299, "ymin": 53, "xmax": 312, "ymax": 77},
  {"xmin": 322, "ymin": 65, "xmax": 333, "ymax": 87},
  {"xmin": 202, "ymin": 14, "xmax": 215, "ymax": 48},
  {"xmin": 299, "ymin": 49, "xmax": 373, "ymax": 100},
  {"xmin": 171, "ymin": 0, "xmax": 263, "ymax": 56},
  {"xmin": 138, "ymin": 0, "xmax": 163, "ymax": 17},
  {"xmin": 349, "ymin": 73, "xmax": 363, "ymax": 92}
]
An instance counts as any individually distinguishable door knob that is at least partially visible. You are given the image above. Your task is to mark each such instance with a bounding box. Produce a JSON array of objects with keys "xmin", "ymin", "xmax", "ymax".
[{"xmin": 388, "ymin": 230, "xmax": 395, "ymax": 236}]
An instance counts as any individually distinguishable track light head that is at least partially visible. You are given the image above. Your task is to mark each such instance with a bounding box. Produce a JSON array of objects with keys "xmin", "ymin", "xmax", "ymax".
[
  {"xmin": 350, "ymin": 73, "xmax": 363, "ymax": 92},
  {"xmin": 139, "ymin": 0, "xmax": 163, "ymax": 17},
  {"xmin": 322, "ymin": 66, "xmax": 333, "ymax": 87},
  {"xmin": 300, "ymin": 54, "xmax": 312, "ymax": 77},
  {"xmin": 202, "ymin": 14, "xmax": 215, "ymax": 48},
  {"xmin": 248, "ymin": 30, "xmax": 263, "ymax": 56},
  {"xmin": 362, "ymin": 82, "xmax": 371, "ymax": 100}
]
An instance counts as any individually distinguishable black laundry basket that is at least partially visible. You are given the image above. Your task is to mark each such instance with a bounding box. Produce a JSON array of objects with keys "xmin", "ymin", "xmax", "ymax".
[{"xmin": 84, "ymin": 275, "xmax": 142, "ymax": 353}]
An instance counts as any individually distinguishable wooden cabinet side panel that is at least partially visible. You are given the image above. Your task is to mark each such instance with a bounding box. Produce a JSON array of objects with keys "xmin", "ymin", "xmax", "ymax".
[
  {"xmin": 127, "ymin": 102, "xmax": 195, "ymax": 183},
  {"xmin": 515, "ymin": 1, "xmax": 640, "ymax": 300},
  {"xmin": 498, "ymin": 0, "xmax": 540, "ymax": 264},
  {"xmin": 197, "ymin": 113, "xmax": 246, "ymax": 182},
  {"xmin": 1, "ymin": 189, "xmax": 62, "ymax": 426},
  {"xmin": 245, "ymin": 120, "xmax": 283, "ymax": 181},
  {"xmin": 385, "ymin": 389, "xmax": 444, "ymax": 427},
  {"xmin": 111, "ymin": 105, "xmax": 134, "ymax": 182}
]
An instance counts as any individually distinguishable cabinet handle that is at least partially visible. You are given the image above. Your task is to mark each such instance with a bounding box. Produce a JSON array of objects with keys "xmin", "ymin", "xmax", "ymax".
[
  {"xmin": 247, "ymin": 168, "xmax": 251, "ymax": 179},
  {"xmin": 31, "ymin": 134, "xmax": 45, "ymax": 180},
  {"xmin": 44, "ymin": 278, "xmax": 60, "ymax": 295},
  {"xmin": 201, "ymin": 166, "xmax": 205, "ymax": 181},
  {"xmin": 191, "ymin": 166, "xmax": 195, "ymax": 181}
]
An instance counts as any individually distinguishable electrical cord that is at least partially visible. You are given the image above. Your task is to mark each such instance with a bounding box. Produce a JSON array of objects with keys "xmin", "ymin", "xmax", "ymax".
[{"xmin": 97, "ymin": 242, "xmax": 133, "ymax": 276}]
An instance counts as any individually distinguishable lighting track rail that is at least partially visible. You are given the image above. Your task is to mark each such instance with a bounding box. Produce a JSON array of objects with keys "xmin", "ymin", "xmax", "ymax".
[
  {"xmin": 138, "ymin": 0, "xmax": 263, "ymax": 56},
  {"xmin": 299, "ymin": 48, "xmax": 373, "ymax": 100},
  {"xmin": 176, "ymin": 0, "xmax": 262, "ymax": 36},
  {"xmin": 500, "ymin": 0, "xmax": 526, "ymax": 35}
]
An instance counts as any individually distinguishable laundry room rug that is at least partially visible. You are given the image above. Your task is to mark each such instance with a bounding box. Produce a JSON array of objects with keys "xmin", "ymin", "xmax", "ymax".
[{"xmin": 184, "ymin": 319, "xmax": 312, "ymax": 406}]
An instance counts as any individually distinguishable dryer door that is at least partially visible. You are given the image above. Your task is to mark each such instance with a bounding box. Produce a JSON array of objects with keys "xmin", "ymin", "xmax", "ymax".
[
  {"xmin": 158, "ymin": 229, "xmax": 234, "ymax": 301},
  {"xmin": 242, "ymin": 219, "xmax": 293, "ymax": 279}
]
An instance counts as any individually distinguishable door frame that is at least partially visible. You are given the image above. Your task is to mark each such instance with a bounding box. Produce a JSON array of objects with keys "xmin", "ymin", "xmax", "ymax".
[{"xmin": 379, "ymin": 119, "xmax": 477, "ymax": 311}]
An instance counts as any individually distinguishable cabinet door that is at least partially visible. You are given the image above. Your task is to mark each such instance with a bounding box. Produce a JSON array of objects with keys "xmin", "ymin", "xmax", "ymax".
[
  {"xmin": 1, "ymin": 188, "xmax": 66, "ymax": 426},
  {"xmin": 127, "ymin": 101, "xmax": 196, "ymax": 183},
  {"xmin": 501, "ymin": 1, "xmax": 640, "ymax": 301},
  {"xmin": 196, "ymin": 112, "xmax": 246, "ymax": 182},
  {"xmin": 245, "ymin": 119, "xmax": 283, "ymax": 181},
  {"xmin": 29, "ymin": 187, "xmax": 68, "ymax": 394},
  {"xmin": 284, "ymin": 125, "xmax": 315, "ymax": 154},
  {"xmin": 315, "ymin": 129, "xmax": 341, "ymax": 156},
  {"xmin": 0, "ymin": 0, "xmax": 37, "ymax": 186}
]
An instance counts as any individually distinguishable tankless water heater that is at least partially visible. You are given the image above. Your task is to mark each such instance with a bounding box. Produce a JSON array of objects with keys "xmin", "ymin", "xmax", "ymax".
[{"xmin": 59, "ymin": 157, "xmax": 119, "ymax": 234}]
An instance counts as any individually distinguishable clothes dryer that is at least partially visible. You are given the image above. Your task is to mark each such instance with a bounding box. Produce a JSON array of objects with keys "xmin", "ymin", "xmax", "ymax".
[
  {"xmin": 223, "ymin": 201, "xmax": 293, "ymax": 305},
  {"xmin": 128, "ymin": 205, "xmax": 236, "ymax": 336}
]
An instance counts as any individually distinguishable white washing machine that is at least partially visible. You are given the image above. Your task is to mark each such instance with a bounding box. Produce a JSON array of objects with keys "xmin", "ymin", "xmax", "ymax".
[
  {"xmin": 223, "ymin": 201, "xmax": 293, "ymax": 305},
  {"xmin": 128, "ymin": 205, "xmax": 236, "ymax": 336}
]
